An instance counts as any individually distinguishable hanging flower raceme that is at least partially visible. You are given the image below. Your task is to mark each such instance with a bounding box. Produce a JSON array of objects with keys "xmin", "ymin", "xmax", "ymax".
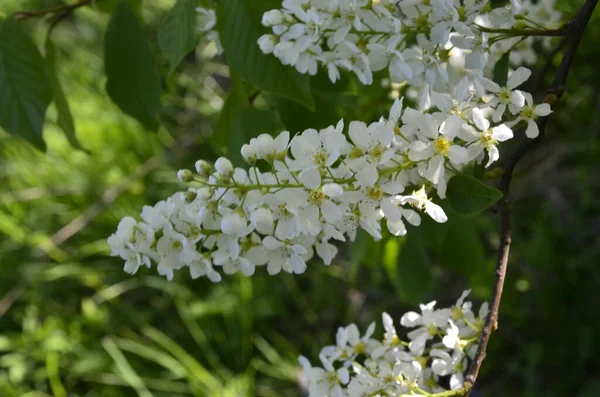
[
  {"xmin": 258, "ymin": 0, "xmax": 563, "ymax": 85},
  {"xmin": 299, "ymin": 290, "xmax": 489, "ymax": 397},
  {"xmin": 109, "ymin": 73, "xmax": 547, "ymax": 281}
]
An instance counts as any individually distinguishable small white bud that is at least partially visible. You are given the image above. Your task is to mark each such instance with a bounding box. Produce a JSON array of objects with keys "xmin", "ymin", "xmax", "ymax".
[
  {"xmin": 177, "ymin": 169, "xmax": 194, "ymax": 182},
  {"xmin": 215, "ymin": 157, "xmax": 233, "ymax": 176},
  {"xmin": 241, "ymin": 144, "xmax": 257, "ymax": 165},
  {"xmin": 258, "ymin": 34, "xmax": 277, "ymax": 54},
  {"xmin": 195, "ymin": 160, "xmax": 212, "ymax": 177},
  {"xmin": 261, "ymin": 10, "xmax": 283, "ymax": 26}
]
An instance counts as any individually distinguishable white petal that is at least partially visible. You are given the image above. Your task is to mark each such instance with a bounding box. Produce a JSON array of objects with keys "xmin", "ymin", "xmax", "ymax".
[
  {"xmin": 472, "ymin": 108, "xmax": 490, "ymax": 131},
  {"xmin": 507, "ymin": 67, "xmax": 531, "ymax": 90},
  {"xmin": 534, "ymin": 103, "xmax": 552, "ymax": 117},
  {"xmin": 322, "ymin": 183, "xmax": 344, "ymax": 198},
  {"xmin": 525, "ymin": 120, "xmax": 539, "ymax": 139},
  {"xmin": 448, "ymin": 145, "xmax": 469, "ymax": 164},
  {"xmin": 299, "ymin": 167, "xmax": 321, "ymax": 190},
  {"xmin": 425, "ymin": 201, "xmax": 448, "ymax": 223},
  {"xmin": 492, "ymin": 124, "xmax": 513, "ymax": 141}
]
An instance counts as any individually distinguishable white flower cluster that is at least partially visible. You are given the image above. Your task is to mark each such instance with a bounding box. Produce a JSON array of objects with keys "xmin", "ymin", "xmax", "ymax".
[
  {"xmin": 109, "ymin": 62, "xmax": 550, "ymax": 281},
  {"xmin": 486, "ymin": 0, "xmax": 563, "ymax": 66},
  {"xmin": 300, "ymin": 290, "xmax": 488, "ymax": 396},
  {"xmin": 258, "ymin": 0, "xmax": 563, "ymax": 85},
  {"xmin": 197, "ymin": 7, "xmax": 223, "ymax": 56}
]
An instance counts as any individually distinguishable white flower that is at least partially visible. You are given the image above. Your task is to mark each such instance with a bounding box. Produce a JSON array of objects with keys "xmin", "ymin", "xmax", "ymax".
[
  {"xmin": 515, "ymin": 92, "xmax": 552, "ymax": 138},
  {"xmin": 156, "ymin": 224, "xmax": 194, "ymax": 281},
  {"xmin": 400, "ymin": 186, "xmax": 448, "ymax": 223},
  {"xmin": 430, "ymin": 348, "xmax": 467, "ymax": 390},
  {"xmin": 197, "ymin": 8, "xmax": 216, "ymax": 32},
  {"xmin": 484, "ymin": 67, "xmax": 531, "ymax": 122},
  {"xmin": 262, "ymin": 236, "xmax": 308, "ymax": 275},
  {"xmin": 299, "ymin": 355, "xmax": 350, "ymax": 397},
  {"xmin": 465, "ymin": 108, "xmax": 513, "ymax": 167}
]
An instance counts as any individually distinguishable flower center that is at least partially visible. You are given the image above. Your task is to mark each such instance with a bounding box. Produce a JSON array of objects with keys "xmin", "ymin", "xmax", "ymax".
[{"xmin": 434, "ymin": 136, "xmax": 450, "ymax": 155}]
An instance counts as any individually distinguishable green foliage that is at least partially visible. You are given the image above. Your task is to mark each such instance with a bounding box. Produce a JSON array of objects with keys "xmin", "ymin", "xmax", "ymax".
[
  {"xmin": 158, "ymin": 0, "xmax": 199, "ymax": 75},
  {"xmin": 0, "ymin": 17, "xmax": 52, "ymax": 150},
  {"xmin": 493, "ymin": 51, "xmax": 511, "ymax": 86},
  {"xmin": 383, "ymin": 231, "xmax": 433, "ymax": 305},
  {"xmin": 45, "ymin": 39, "xmax": 85, "ymax": 152},
  {"xmin": 447, "ymin": 175, "xmax": 503, "ymax": 214},
  {"xmin": 216, "ymin": 0, "xmax": 314, "ymax": 110},
  {"xmin": 105, "ymin": 1, "xmax": 161, "ymax": 131}
]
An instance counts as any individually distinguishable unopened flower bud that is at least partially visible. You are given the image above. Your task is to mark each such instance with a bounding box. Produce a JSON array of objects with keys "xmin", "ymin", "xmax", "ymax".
[
  {"xmin": 195, "ymin": 160, "xmax": 212, "ymax": 178},
  {"xmin": 215, "ymin": 157, "xmax": 234, "ymax": 176},
  {"xmin": 177, "ymin": 169, "xmax": 194, "ymax": 182},
  {"xmin": 241, "ymin": 144, "xmax": 257, "ymax": 165},
  {"xmin": 258, "ymin": 34, "xmax": 277, "ymax": 54},
  {"xmin": 261, "ymin": 10, "xmax": 284, "ymax": 26}
]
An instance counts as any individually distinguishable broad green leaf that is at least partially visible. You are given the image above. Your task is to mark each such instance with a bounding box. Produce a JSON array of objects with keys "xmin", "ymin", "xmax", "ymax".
[
  {"xmin": 158, "ymin": 0, "xmax": 198, "ymax": 74},
  {"xmin": 45, "ymin": 39, "xmax": 85, "ymax": 151},
  {"xmin": 447, "ymin": 175, "xmax": 503, "ymax": 214},
  {"xmin": 493, "ymin": 52, "xmax": 510, "ymax": 87},
  {"xmin": 213, "ymin": 75, "xmax": 247, "ymax": 147},
  {"xmin": 95, "ymin": 0, "xmax": 142, "ymax": 19},
  {"xmin": 0, "ymin": 17, "xmax": 52, "ymax": 150},
  {"xmin": 230, "ymin": 107, "xmax": 284, "ymax": 166},
  {"xmin": 273, "ymin": 72, "xmax": 354, "ymax": 133},
  {"xmin": 105, "ymin": 1, "xmax": 161, "ymax": 131},
  {"xmin": 217, "ymin": 0, "xmax": 314, "ymax": 110},
  {"xmin": 383, "ymin": 232, "xmax": 433, "ymax": 305}
]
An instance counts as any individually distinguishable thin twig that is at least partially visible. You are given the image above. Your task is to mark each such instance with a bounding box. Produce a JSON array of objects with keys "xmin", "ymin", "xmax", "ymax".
[
  {"xmin": 463, "ymin": 0, "xmax": 599, "ymax": 394},
  {"xmin": 477, "ymin": 25, "xmax": 568, "ymax": 37},
  {"xmin": 14, "ymin": 0, "xmax": 91, "ymax": 21}
]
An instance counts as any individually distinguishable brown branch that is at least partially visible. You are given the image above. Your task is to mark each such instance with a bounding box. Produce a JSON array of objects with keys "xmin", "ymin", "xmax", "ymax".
[
  {"xmin": 463, "ymin": 0, "xmax": 599, "ymax": 394},
  {"xmin": 14, "ymin": 0, "xmax": 91, "ymax": 21}
]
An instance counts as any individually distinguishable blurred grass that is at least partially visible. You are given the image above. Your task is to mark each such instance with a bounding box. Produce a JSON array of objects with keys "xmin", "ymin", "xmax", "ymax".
[{"xmin": 0, "ymin": 0, "xmax": 600, "ymax": 396}]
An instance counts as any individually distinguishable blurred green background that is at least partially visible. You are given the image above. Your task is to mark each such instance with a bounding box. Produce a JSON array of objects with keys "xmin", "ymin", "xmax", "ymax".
[{"xmin": 0, "ymin": 1, "xmax": 599, "ymax": 396}]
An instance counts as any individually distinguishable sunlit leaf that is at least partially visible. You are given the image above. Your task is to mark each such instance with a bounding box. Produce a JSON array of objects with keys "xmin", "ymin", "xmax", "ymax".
[{"xmin": 447, "ymin": 175, "xmax": 503, "ymax": 214}]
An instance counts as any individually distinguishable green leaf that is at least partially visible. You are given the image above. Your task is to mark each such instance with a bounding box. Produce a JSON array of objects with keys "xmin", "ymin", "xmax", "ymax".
[
  {"xmin": 383, "ymin": 233, "xmax": 433, "ymax": 305},
  {"xmin": 273, "ymin": 71, "xmax": 354, "ymax": 133},
  {"xmin": 493, "ymin": 52, "xmax": 510, "ymax": 87},
  {"xmin": 447, "ymin": 175, "xmax": 503, "ymax": 214},
  {"xmin": 440, "ymin": 213, "xmax": 494, "ymax": 297},
  {"xmin": 158, "ymin": 0, "xmax": 198, "ymax": 74},
  {"xmin": 105, "ymin": 1, "xmax": 161, "ymax": 131},
  {"xmin": 95, "ymin": 0, "xmax": 142, "ymax": 19},
  {"xmin": 213, "ymin": 75, "xmax": 247, "ymax": 148},
  {"xmin": 230, "ymin": 107, "xmax": 284, "ymax": 166},
  {"xmin": 217, "ymin": 0, "xmax": 314, "ymax": 110},
  {"xmin": 45, "ymin": 39, "xmax": 85, "ymax": 151},
  {"xmin": 0, "ymin": 17, "xmax": 52, "ymax": 150}
]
